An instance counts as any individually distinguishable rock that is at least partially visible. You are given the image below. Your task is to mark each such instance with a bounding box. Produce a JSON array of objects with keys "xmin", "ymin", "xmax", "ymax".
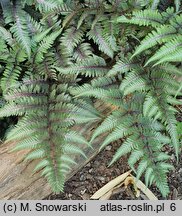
[
  {"xmin": 106, "ymin": 145, "xmax": 112, "ymax": 151},
  {"xmin": 80, "ymin": 189, "xmax": 87, "ymax": 195},
  {"xmin": 96, "ymin": 176, "xmax": 105, "ymax": 182},
  {"xmin": 85, "ymin": 162, "xmax": 91, "ymax": 167},
  {"xmin": 178, "ymin": 168, "xmax": 182, "ymax": 173},
  {"xmin": 80, "ymin": 174, "xmax": 86, "ymax": 181},
  {"xmin": 172, "ymin": 188, "xmax": 178, "ymax": 200},
  {"xmin": 86, "ymin": 173, "xmax": 92, "ymax": 180},
  {"xmin": 89, "ymin": 168, "xmax": 93, "ymax": 173},
  {"xmin": 68, "ymin": 193, "xmax": 72, "ymax": 198},
  {"xmin": 81, "ymin": 193, "xmax": 90, "ymax": 200}
]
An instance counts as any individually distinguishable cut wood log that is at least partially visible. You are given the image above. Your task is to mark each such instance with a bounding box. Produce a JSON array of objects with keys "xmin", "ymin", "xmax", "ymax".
[{"xmin": 0, "ymin": 101, "xmax": 110, "ymax": 200}]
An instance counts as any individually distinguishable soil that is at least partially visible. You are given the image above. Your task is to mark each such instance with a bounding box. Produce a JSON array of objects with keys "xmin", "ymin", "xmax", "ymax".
[
  {"xmin": 46, "ymin": 107, "xmax": 182, "ymax": 200},
  {"xmin": 46, "ymin": 143, "xmax": 182, "ymax": 200}
]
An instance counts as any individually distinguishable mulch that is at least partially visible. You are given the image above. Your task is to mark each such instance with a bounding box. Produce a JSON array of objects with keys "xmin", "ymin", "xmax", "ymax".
[
  {"xmin": 46, "ymin": 141, "xmax": 182, "ymax": 200},
  {"xmin": 46, "ymin": 106, "xmax": 182, "ymax": 200}
]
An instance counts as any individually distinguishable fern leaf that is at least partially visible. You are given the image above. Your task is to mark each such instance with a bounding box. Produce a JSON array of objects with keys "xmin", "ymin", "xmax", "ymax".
[
  {"xmin": 128, "ymin": 150, "xmax": 143, "ymax": 171},
  {"xmin": 157, "ymin": 63, "xmax": 182, "ymax": 76},
  {"xmin": 54, "ymin": 3, "xmax": 73, "ymax": 14},
  {"xmin": 143, "ymin": 94, "xmax": 157, "ymax": 117},
  {"xmin": 10, "ymin": 2, "xmax": 31, "ymax": 58},
  {"xmin": 77, "ymin": 9, "xmax": 94, "ymax": 29},
  {"xmin": 35, "ymin": 29, "xmax": 62, "ymax": 62},
  {"xmin": 166, "ymin": 115, "xmax": 179, "ymax": 158},
  {"xmin": 65, "ymin": 131, "xmax": 90, "ymax": 147},
  {"xmin": 25, "ymin": 149, "xmax": 46, "ymax": 160},
  {"xmin": 35, "ymin": 0, "xmax": 63, "ymax": 11},
  {"xmin": 63, "ymin": 144, "xmax": 87, "ymax": 159},
  {"xmin": 61, "ymin": 26, "xmax": 84, "ymax": 54},
  {"xmin": 132, "ymin": 25, "xmax": 177, "ymax": 58},
  {"xmin": 136, "ymin": 160, "xmax": 148, "ymax": 180},
  {"xmin": 117, "ymin": 10, "xmax": 163, "ymax": 27},
  {"xmin": 109, "ymin": 138, "xmax": 133, "ymax": 165},
  {"xmin": 120, "ymin": 71, "xmax": 148, "ymax": 95},
  {"xmin": 108, "ymin": 58, "xmax": 137, "ymax": 76},
  {"xmin": 99, "ymin": 125, "xmax": 128, "ymax": 150},
  {"xmin": 1, "ymin": 64, "xmax": 22, "ymax": 93},
  {"xmin": 151, "ymin": 0, "xmax": 160, "ymax": 10},
  {"xmin": 145, "ymin": 167, "xmax": 153, "ymax": 187},
  {"xmin": 55, "ymin": 56, "xmax": 108, "ymax": 77},
  {"xmin": 60, "ymin": 155, "xmax": 77, "ymax": 165},
  {"xmin": 87, "ymin": 24, "xmax": 114, "ymax": 58},
  {"xmin": 33, "ymin": 159, "xmax": 50, "ymax": 172},
  {"xmin": 0, "ymin": 26, "xmax": 14, "ymax": 46},
  {"xmin": 153, "ymin": 47, "xmax": 182, "ymax": 65},
  {"xmin": 175, "ymin": 0, "xmax": 181, "ymax": 12},
  {"xmin": 90, "ymin": 112, "xmax": 120, "ymax": 142},
  {"xmin": 153, "ymin": 169, "xmax": 170, "ymax": 197},
  {"xmin": 12, "ymin": 137, "xmax": 42, "ymax": 151},
  {"xmin": 73, "ymin": 43, "xmax": 92, "ymax": 61},
  {"xmin": 146, "ymin": 36, "xmax": 182, "ymax": 65}
]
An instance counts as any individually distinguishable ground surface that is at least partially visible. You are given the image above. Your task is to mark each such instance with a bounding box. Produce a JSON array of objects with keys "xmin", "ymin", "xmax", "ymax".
[
  {"xmin": 46, "ymin": 106, "xmax": 182, "ymax": 200},
  {"xmin": 47, "ymin": 141, "xmax": 182, "ymax": 200}
]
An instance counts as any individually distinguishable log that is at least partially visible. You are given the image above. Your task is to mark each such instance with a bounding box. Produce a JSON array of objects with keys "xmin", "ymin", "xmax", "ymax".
[{"xmin": 0, "ymin": 101, "xmax": 111, "ymax": 200}]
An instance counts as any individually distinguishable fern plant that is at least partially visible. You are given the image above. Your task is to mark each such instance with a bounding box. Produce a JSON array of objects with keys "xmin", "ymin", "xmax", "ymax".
[
  {"xmin": 72, "ymin": 59, "xmax": 181, "ymax": 196},
  {"xmin": 117, "ymin": 7, "xmax": 182, "ymax": 65},
  {"xmin": 0, "ymin": 0, "xmax": 138, "ymax": 192},
  {"xmin": 0, "ymin": 0, "xmax": 105, "ymax": 192},
  {"xmin": 1, "ymin": 73, "xmax": 101, "ymax": 191},
  {"xmin": 71, "ymin": 4, "xmax": 182, "ymax": 196}
]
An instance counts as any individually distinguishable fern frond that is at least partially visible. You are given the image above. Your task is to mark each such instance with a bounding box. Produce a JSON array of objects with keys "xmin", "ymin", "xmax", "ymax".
[
  {"xmin": 54, "ymin": 3, "xmax": 73, "ymax": 14},
  {"xmin": 1, "ymin": 64, "xmax": 22, "ymax": 93},
  {"xmin": 120, "ymin": 70, "xmax": 148, "ymax": 95},
  {"xmin": 10, "ymin": 2, "xmax": 31, "ymax": 58},
  {"xmin": 117, "ymin": 10, "xmax": 163, "ymax": 27},
  {"xmin": 87, "ymin": 24, "xmax": 114, "ymax": 58},
  {"xmin": 63, "ymin": 144, "xmax": 87, "ymax": 159},
  {"xmin": 71, "ymin": 84, "xmax": 109, "ymax": 98},
  {"xmin": 108, "ymin": 57, "xmax": 137, "ymax": 76},
  {"xmin": 136, "ymin": 160, "xmax": 148, "ymax": 180},
  {"xmin": 99, "ymin": 124, "xmax": 129, "ymax": 150},
  {"xmin": 0, "ymin": 26, "xmax": 14, "ymax": 46},
  {"xmin": 128, "ymin": 150, "xmax": 143, "ymax": 171},
  {"xmin": 0, "ymin": 74, "xmax": 98, "ymax": 192},
  {"xmin": 54, "ymin": 44, "xmax": 72, "ymax": 67},
  {"xmin": 90, "ymin": 111, "xmax": 121, "ymax": 142},
  {"xmin": 146, "ymin": 35, "xmax": 182, "ymax": 65},
  {"xmin": 73, "ymin": 42, "xmax": 93, "ymax": 61},
  {"xmin": 54, "ymin": 56, "xmax": 108, "ymax": 77},
  {"xmin": 175, "ymin": 0, "xmax": 181, "ymax": 11},
  {"xmin": 61, "ymin": 26, "xmax": 84, "ymax": 54},
  {"xmin": 35, "ymin": 0, "xmax": 63, "ymax": 12},
  {"xmin": 157, "ymin": 63, "xmax": 182, "ymax": 76},
  {"xmin": 153, "ymin": 47, "xmax": 182, "ymax": 65},
  {"xmin": 132, "ymin": 25, "xmax": 177, "ymax": 57},
  {"xmin": 109, "ymin": 138, "xmax": 133, "ymax": 165},
  {"xmin": 151, "ymin": 0, "xmax": 160, "ymax": 10},
  {"xmin": 34, "ymin": 29, "xmax": 62, "ymax": 63}
]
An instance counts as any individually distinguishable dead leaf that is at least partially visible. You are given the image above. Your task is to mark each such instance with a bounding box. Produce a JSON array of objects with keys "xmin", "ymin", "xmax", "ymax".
[
  {"xmin": 99, "ymin": 182, "xmax": 124, "ymax": 200},
  {"xmin": 124, "ymin": 176, "xmax": 140, "ymax": 197},
  {"xmin": 91, "ymin": 170, "xmax": 131, "ymax": 199},
  {"xmin": 99, "ymin": 190, "xmax": 113, "ymax": 200},
  {"xmin": 131, "ymin": 175, "xmax": 158, "ymax": 200}
]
